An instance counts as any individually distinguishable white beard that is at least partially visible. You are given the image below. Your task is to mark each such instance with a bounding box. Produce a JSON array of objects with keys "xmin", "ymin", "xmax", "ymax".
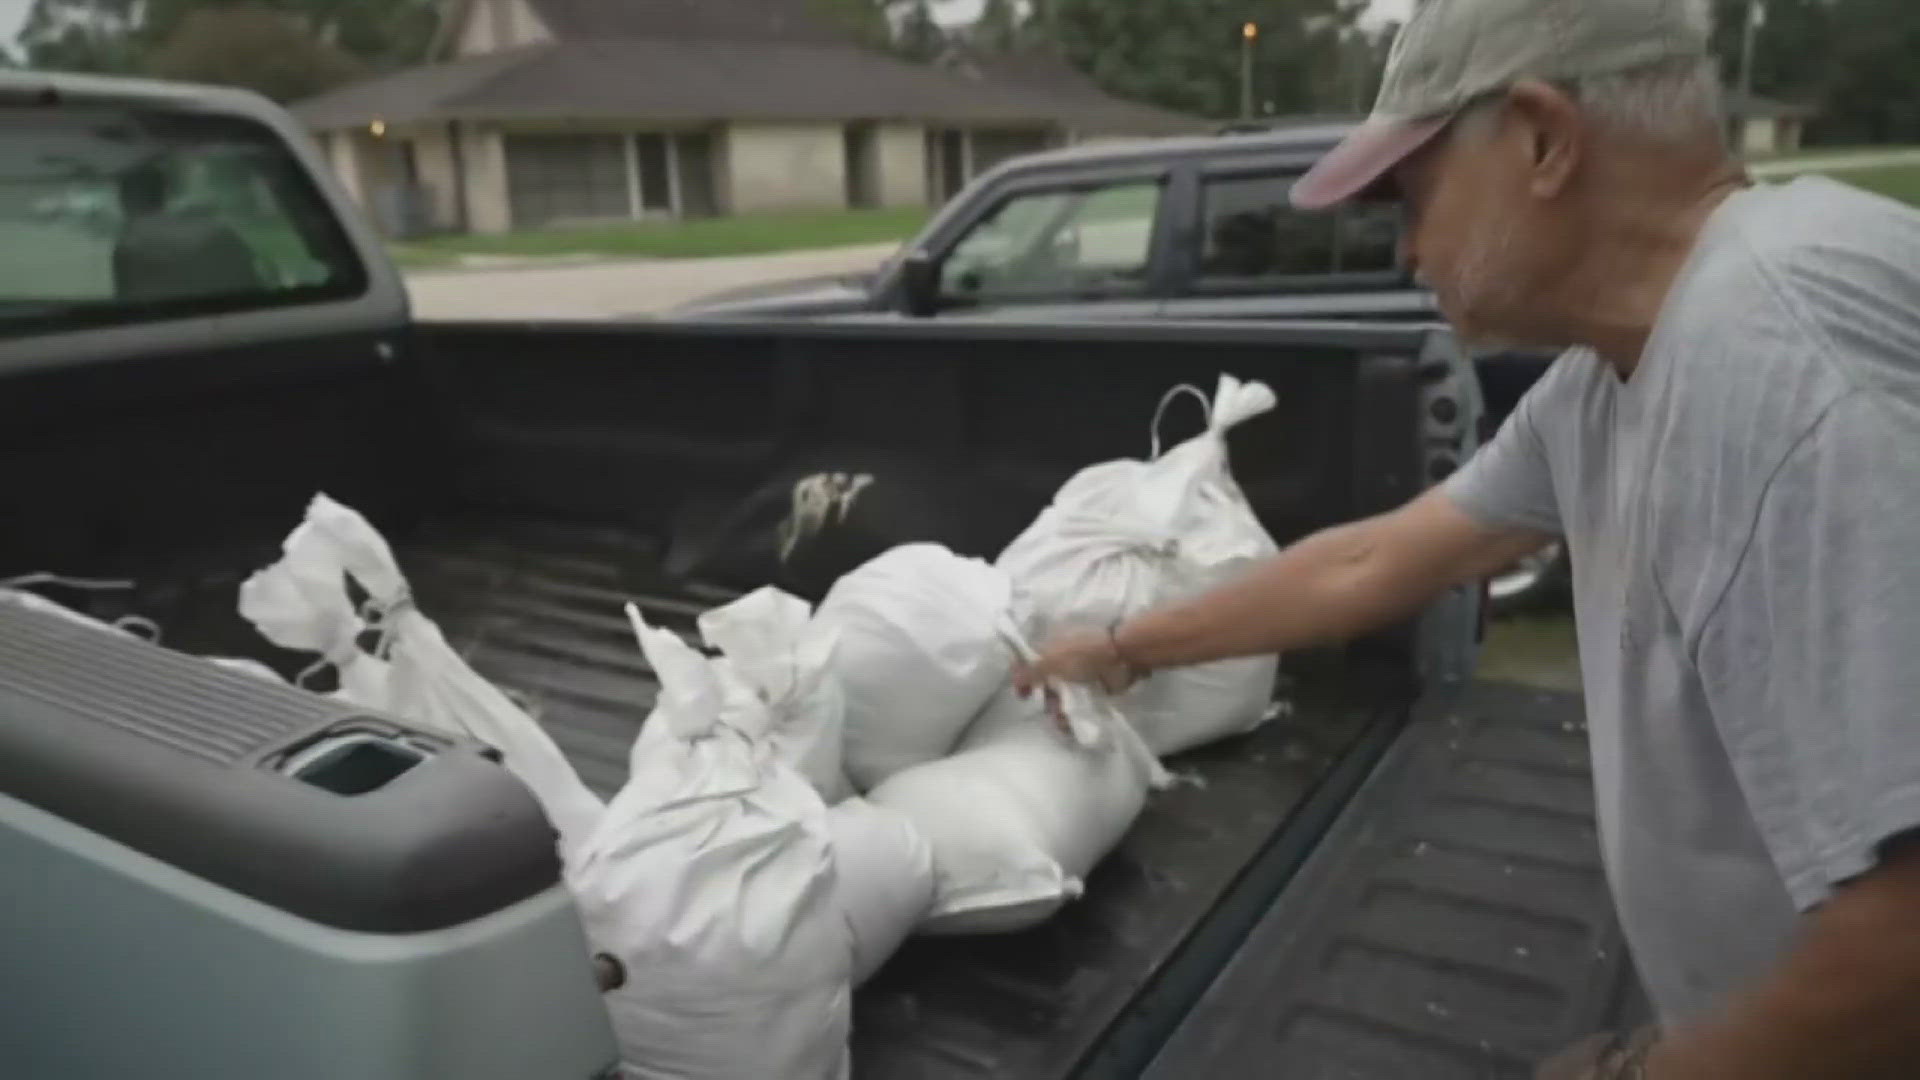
[{"xmin": 1431, "ymin": 211, "xmax": 1527, "ymax": 352}]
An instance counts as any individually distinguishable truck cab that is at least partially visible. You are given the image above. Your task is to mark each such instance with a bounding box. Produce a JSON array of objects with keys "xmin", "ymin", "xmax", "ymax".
[{"xmin": 678, "ymin": 124, "xmax": 1435, "ymax": 326}]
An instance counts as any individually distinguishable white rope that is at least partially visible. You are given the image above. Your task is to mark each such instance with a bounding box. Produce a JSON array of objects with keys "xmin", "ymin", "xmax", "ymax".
[{"xmin": 1148, "ymin": 384, "xmax": 1214, "ymax": 461}]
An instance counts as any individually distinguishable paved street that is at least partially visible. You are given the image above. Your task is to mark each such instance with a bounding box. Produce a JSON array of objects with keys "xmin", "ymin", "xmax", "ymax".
[
  {"xmin": 1750, "ymin": 147, "xmax": 1920, "ymax": 176},
  {"xmin": 404, "ymin": 241, "xmax": 898, "ymax": 321}
]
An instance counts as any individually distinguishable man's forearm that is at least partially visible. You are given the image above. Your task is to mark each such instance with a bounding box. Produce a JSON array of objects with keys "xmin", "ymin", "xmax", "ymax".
[
  {"xmin": 1643, "ymin": 843, "xmax": 1920, "ymax": 1079},
  {"xmin": 1113, "ymin": 516, "xmax": 1436, "ymax": 671}
]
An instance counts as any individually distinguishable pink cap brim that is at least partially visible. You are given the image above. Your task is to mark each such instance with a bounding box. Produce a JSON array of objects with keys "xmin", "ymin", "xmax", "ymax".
[{"xmin": 1289, "ymin": 114, "xmax": 1452, "ymax": 210}]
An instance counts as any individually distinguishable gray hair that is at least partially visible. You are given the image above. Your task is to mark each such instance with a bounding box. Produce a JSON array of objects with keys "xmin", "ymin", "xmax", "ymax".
[
  {"xmin": 1455, "ymin": 56, "xmax": 1728, "ymax": 150},
  {"xmin": 1566, "ymin": 57, "xmax": 1727, "ymax": 146}
]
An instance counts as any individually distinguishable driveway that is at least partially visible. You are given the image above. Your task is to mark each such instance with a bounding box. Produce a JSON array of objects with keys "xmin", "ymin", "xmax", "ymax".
[{"xmin": 406, "ymin": 241, "xmax": 898, "ymax": 320}]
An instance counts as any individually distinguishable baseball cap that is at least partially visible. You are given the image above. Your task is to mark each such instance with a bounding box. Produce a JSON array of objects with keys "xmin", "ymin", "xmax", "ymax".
[{"xmin": 1290, "ymin": 0, "xmax": 1712, "ymax": 210}]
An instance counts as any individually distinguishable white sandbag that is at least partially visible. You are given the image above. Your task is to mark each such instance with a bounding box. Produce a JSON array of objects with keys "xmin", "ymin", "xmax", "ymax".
[
  {"xmin": 699, "ymin": 587, "xmax": 851, "ymax": 804},
  {"xmin": 572, "ymin": 604, "xmax": 850, "ymax": 1080},
  {"xmin": 825, "ymin": 797, "xmax": 935, "ymax": 984},
  {"xmin": 869, "ymin": 650, "xmax": 1165, "ymax": 936},
  {"xmin": 234, "ymin": 522, "xmax": 391, "ymax": 710},
  {"xmin": 997, "ymin": 375, "xmax": 1282, "ymax": 756},
  {"xmin": 239, "ymin": 495, "xmax": 604, "ymax": 856},
  {"xmin": 815, "ymin": 544, "xmax": 1016, "ymax": 791}
]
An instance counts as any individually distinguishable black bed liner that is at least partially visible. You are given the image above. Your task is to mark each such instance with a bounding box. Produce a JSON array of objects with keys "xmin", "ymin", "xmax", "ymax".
[
  {"xmin": 1146, "ymin": 680, "xmax": 1646, "ymax": 1080},
  {"xmin": 110, "ymin": 518, "xmax": 1634, "ymax": 1080},
  {"xmin": 390, "ymin": 516, "xmax": 1420, "ymax": 1080}
]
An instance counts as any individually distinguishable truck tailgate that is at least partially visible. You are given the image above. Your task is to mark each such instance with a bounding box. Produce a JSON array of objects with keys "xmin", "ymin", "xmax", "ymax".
[
  {"xmin": 1147, "ymin": 680, "xmax": 1647, "ymax": 1079},
  {"xmin": 394, "ymin": 514, "xmax": 1419, "ymax": 1080}
]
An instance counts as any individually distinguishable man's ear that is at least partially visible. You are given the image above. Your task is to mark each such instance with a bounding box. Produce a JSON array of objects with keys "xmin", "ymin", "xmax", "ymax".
[{"xmin": 1505, "ymin": 79, "xmax": 1583, "ymax": 199}]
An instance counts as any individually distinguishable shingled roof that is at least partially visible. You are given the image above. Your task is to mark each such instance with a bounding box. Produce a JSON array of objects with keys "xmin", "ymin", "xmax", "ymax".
[{"xmin": 296, "ymin": 36, "xmax": 1201, "ymax": 135}]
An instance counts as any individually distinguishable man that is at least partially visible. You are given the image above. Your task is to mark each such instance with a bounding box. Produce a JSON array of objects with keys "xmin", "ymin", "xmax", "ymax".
[{"xmin": 1017, "ymin": 0, "xmax": 1920, "ymax": 1076}]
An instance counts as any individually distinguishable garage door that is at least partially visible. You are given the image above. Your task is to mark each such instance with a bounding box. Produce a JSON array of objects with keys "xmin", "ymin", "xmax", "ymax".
[{"xmin": 504, "ymin": 134, "xmax": 629, "ymax": 229}]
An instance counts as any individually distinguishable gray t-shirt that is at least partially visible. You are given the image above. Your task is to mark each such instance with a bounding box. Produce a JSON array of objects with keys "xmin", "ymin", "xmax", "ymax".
[{"xmin": 1446, "ymin": 176, "xmax": 1920, "ymax": 1025}]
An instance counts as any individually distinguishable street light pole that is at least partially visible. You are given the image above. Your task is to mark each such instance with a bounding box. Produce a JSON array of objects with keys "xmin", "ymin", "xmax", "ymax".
[
  {"xmin": 1736, "ymin": 0, "xmax": 1762, "ymax": 151},
  {"xmin": 1738, "ymin": 0, "xmax": 1761, "ymax": 108},
  {"xmin": 1242, "ymin": 22, "xmax": 1258, "ymax": 120}
]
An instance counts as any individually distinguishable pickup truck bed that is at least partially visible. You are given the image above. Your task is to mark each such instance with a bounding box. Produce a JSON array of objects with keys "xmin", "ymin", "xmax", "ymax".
[
  {"xmin": 4, "ymin": 317, "xmax": 1631, "ymax": 1078},
  {"xmin": 359, "ymin": 517, "xmax": 1422, "ymax": 1080},
  {"xmin": 102, "ymin": 514, "xmax": 1640, "ymax": 1078}
]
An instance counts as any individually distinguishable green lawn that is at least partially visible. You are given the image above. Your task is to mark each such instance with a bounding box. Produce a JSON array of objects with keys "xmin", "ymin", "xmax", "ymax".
[
  {"xmin": 1750, "ymin": 145, "xmax": 1920, "ymax": 207},
  {"xmin": 393, "ymin": 207, "xmax": 930, "ymax": 269},
  {"xmin": 1748, "ymin": 144, "xmax": 1920, "ymax": 164},
  {"xmin": 1817, "ymin": 163, "xmax": 1920, "ymax": 207}
]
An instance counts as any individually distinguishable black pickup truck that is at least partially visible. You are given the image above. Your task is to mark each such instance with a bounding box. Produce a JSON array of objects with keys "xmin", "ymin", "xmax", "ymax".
[
  {"xmin": 678, "ymin": 124, "xmax": 1568, "ymax": 613},
  {"xmin": 1, "ymin": 74, "xmax": 1637, "ymax": 1079}
]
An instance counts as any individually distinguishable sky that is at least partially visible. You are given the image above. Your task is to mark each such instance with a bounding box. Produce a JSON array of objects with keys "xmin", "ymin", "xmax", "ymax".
[
  {"xmin": 0, "ymin": 0, "xmax": 1417, "ymax": 51},
  {"xmin": 1, "ymin": 0, "xmax": 26, "ymax": 47}
]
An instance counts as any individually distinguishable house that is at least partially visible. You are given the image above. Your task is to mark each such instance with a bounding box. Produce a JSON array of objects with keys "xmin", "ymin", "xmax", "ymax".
[
  {"xmin": 1725, "ymin": 89, "xmax": 1817, "ymax": 156},
  {"xmin": 293, "ymin": 0, "xmax": 1201, "ymax": 236}
]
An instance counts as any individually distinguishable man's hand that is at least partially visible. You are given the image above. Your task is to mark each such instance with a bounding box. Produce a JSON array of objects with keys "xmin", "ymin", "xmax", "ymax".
[
  {"xmin": 1013, "ymin": 629, "xmax": 1144, "ymax": 731},
  {"xmin": 1536, "ymin": 1029, "xmax": 1658, "ymax": 1080},
  {"xmin": 1012, "ymin": 489, "xmax": 1553, "ymax": 688},
  {"xmin": 1011, "ymin": 629, "xmax": 1138, "ymax": 698}
]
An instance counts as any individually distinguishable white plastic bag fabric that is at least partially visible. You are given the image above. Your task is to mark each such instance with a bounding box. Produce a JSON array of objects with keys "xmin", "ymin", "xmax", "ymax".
[
  {"xmin": 868, "ymin": 636, "xmax": 1166, "ymax": 936},
  {"xmin": 233, "ymin": 518, "xmax": 392, "ymax": 710},
  {"xmin": 572, "ymin": 604, "xmax": 851, "ymax": 1080},
  {"xmin": 825, "ymin": 797, "xmax": 935, "ymax": 984},
  {"xmin": 997, "ymin": 375, "xmax": 1282, "ymax": 756},
  {"xmin": 814, "ymin": 544, "xmax": 1016, "ymax": 791},
  {"xmin": 239, "ymin": 495, "xmax": 604, "ymax": 856},
  {"xmin": 699, "ymin": 587, "xmax": 851, "ymax": 804}
]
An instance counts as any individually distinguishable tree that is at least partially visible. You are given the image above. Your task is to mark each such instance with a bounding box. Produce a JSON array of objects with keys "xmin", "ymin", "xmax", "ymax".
[
  {"xmin": 1705, "ymin": 0, "xmax": 1920, "ymax": 146},
  {"xmin": 144, "ymin": 4, "xmax": 362, "ymax": 102},
  {"xmin": 1818, "ymin": 0, "xmax": 1920, "ymax": 144},
  {"xmin": 1048, "ymin": 0, "xmax": 1365, "ymax": 119},
  {"xmin": 20, "ymin": 0, "xmax": 140, "ymax": 72},
  {"xmin": 971, "ymin": 0, "xmax": 1024, "ymax": 52},
  {"xmin": 138, "ymin": 0, "xmax": 439, "ymax": 68},
  {"xmin": 894, "ymin": 0, "xmax": 949, "ymax": 61},
  {"xmin": 811, "ymin": 0, "xmax": 895, "ymax": 50},
  {"xmin": 21, "ymin": 0, "xmax": 439, "ymax": 75},
  {"xmin": 1708, "ymin": 0, "xmax": 1835, "ymax": 103}
]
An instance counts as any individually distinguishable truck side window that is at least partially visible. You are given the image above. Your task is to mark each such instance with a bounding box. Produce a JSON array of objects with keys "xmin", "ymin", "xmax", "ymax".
[
  {"xmin": 1197, "ymin": 173, "xmax": 1401, "ymax": 285},
  {"xmin": 0, "ymin": 105, "xmax": 366, "ymax": 336},
  {"xmin": 940, "ymin": 180, "xmax": 1161, "ymax": 303}
]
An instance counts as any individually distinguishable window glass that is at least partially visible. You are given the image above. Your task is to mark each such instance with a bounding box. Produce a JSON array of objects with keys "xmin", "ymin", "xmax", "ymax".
[
  {"xmin": 673, "ymin": 132, "xmax": 718, "ymax": 218},
  {"xmin": 940, "ymin": 180, "xmax": 1161, "ymax": 301},
  {"xmin": 635, "ymin": 134, "xmax": 672, "ymax": 213},
  {"xmin": 0, "ymin": 105, "xmax": 366, "ymax": 336},
  {"xmin": 1197, "ymin": 173, "xmax": 1401, "ymax": 283},
  {"xmin": 504, "ymin": 134, "xmax": 630, "ymax": 226}
]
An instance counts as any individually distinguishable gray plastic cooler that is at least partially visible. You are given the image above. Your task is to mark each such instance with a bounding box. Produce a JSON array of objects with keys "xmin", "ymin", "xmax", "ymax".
[{"xmin": 0, "ymin": 602, "xmax": 619, "ymax": 1079}]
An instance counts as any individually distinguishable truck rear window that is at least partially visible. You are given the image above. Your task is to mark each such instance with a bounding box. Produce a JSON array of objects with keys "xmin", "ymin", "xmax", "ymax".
[
  {"xmin": 0, "ymin": 104, "xmax": 367, "ymax": 336},
  {"xmin": 1197, "ymin": 172, "xmax": 1401, "ymax": 285}
]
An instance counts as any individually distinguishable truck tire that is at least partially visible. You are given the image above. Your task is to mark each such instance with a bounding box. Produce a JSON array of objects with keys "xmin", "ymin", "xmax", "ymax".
[{"xmin": 1489, "ymin": 541, "xmax": 1570, "ymax": 618}]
